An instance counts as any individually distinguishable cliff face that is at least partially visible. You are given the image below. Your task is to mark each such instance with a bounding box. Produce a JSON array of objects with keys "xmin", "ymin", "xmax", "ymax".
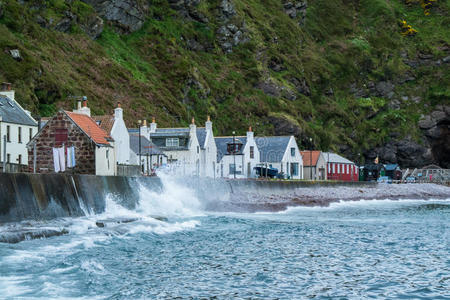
[{"xmin": 0, "ymin": 0, "xmax": 448, "ymax": 167}]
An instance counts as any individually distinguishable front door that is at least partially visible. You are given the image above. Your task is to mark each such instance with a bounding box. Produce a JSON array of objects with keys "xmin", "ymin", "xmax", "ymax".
[{"xmin": 247, "ymin": 162, "xmax": 251, "ymax": 177}]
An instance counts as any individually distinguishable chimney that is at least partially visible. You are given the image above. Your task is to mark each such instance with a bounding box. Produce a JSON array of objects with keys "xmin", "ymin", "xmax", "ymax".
[
  {"xmin": 150, "ymin": 116, "xmax": 157, "ymax": 133},
  {"xmin": 189, "ymin": 117, "xmax": 196, "ymax": 133},
  {"xmin": 140, "ymin": 119, "xmax": 148, "ymax": 137},
  {"xmin": 77, "ymin": 99, "xmax": 82, "ymax": 110},
  {"xmin": 0, "ymin": 82, "xmax": 15, "ymax": 100},
  {"xmin": 114, "ymin": 102, "xmax": 123, "ymax": 120},
  {"xmin": 75, "ymin": 96, "xmax": 91, "ymax": 116},
  {"xmin": 205, "ymin": 115, "xmax": 212, "ymax": 132},
  {"xmin": 1, "ymin": 83, "xmax": 11, "ymax": 91},
  {"xmin": 247, "ymin": 126, "xmax": 254, "ymax": 139}
]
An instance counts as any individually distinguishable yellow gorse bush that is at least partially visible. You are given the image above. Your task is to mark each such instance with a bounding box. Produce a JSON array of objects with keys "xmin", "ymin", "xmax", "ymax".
[
  {"xmin": 404, "ymin": 0, "xmax": 437, "ymax": 15},
  {"xmin": 400, "ymin": 20, "xmax": 418, "ymax": 36}
]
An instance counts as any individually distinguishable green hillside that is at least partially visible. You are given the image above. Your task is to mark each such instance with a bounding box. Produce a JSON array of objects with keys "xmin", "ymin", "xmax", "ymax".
[{"xmin": 0, "ymin": 0, "xmax": 448, "ymax": 167}]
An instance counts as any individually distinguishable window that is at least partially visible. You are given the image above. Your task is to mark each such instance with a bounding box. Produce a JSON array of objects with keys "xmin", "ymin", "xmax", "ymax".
[
  {"xmin": 291, "ymin": 163, "xmax": 299, "ymax": 176},
  {"xmin": 197, "ymin": 146, "xmax": 199, "ymax": 154},
  {"xmin": 229, "ymin": 164, "xmax": 236, "ymax": 174},
  {"xmin": 166, "ymin": 138, "xmax": 179, "ymax": 147},
  {"xmin": 250, "ymin": 146, "xmax": 254, "ymax": 159},
  {"xmin": 6, "ymin": 125, "xmax": 10, "ymax": 142},
  {"xmin": 18, "ymin": 155, "xmax": 22, "ymax": 165},
  {"xmin": 332, "ymin": 163, "xmax": 335, "ymax": 173},
  {"xmin": 55, "ymin": 128, "xmax": 68, "ymax": 143},
  {"xmin": 18, "ymin": 127, "xmax": 22, "ymax": 143},
  {"xmin": 291, "ymin": 147, "xmax": 295, "ymax": 157},
  {"xmin": 7, "ymin": 154, "xmax": 10, "ymax": 163},
  {"xmin": 29, "ymin": 128, "xmax": 33, "ymax": 142}
]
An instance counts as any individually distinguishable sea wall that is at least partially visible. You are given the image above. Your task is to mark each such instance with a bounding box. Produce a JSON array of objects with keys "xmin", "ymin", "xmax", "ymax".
[{"xmin": 0, "ymin": 173, "xmax": 375, "ymax": 223}]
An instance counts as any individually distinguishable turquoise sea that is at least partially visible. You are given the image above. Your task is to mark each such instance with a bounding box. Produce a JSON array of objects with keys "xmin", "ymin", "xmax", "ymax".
[{"xmin": 0, "ymin": 182, "xmax": 449, "ymax": 299}]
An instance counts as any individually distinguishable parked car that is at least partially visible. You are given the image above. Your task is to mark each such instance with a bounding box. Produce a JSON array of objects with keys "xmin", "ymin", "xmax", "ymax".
[
  {"xmin": 405, "ymin": 176, "xmax": 416, "ymax": 183},
  {"xmin": 377, "ymin": 176, "xmax": 392, "ymax": 184}
]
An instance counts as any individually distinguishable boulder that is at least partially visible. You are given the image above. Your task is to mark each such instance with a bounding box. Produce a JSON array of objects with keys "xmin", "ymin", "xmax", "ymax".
[
  {"xmin": 81, "ymin": 0, "xmax": 148, "ymax": 33},
  {"xmin": 9, "ymin": 49, "xmax": 22, "ymax": 61},
  {"xmin": 290, "ymin": 77, "xmax": 310, "ymax": 96},
  {"xmin": 220, "ymin": 0, "xmax": 236, "ymax": 19},
  {"xmin": 256, "ymin": 80, "xmax": 281, "ymax": 98},
  {"xmin": 375, "ymin": 81, "xmax": 395, "ymax": 99},
  {"xmin": 81, "ymin": 15, "xmax": 104, "ymax": 39},
  {"xmin": 268, "ymin": 114, "xmax": 302, "ymax": 137}
]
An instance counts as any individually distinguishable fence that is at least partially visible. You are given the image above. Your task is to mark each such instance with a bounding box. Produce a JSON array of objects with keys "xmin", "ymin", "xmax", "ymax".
[{"xmin": 116, "ymin": 164, "xmax": 141, "ymax": 177}]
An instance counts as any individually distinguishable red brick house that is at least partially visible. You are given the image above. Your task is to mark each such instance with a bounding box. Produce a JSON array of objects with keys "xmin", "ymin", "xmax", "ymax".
[{"xmin": 27, "ymin": 110, "xmax": 116, "ymax": 175}]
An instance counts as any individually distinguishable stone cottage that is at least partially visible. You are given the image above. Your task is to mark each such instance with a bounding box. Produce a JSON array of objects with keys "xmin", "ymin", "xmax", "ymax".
[{"xmin": 27, "ymin": 110, "xmax": 116, "ymax": 175}]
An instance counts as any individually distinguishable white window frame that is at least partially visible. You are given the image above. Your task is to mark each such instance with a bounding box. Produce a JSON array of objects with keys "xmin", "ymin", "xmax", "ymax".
[{"xmin": 166, "ymin": 138, "xmax": 179, "ymax": 147}]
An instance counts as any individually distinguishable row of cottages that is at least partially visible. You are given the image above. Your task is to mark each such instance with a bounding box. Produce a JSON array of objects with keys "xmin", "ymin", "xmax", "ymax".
[
  {"xmin": 130, "ymin": 117, "xmax": 216, "ymax": 177},
  {"xmin": 0, "ymin": 84, "xmax": 38, "ymax": 170},
  {"xmin": 214, "ymin": 128, "xmax": 304, "ymax": 179}
]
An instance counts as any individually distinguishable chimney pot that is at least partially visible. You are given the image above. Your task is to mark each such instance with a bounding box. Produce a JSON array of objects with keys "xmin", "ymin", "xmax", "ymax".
[
  {"xmin": 248, "ymin": 126, "xmax": 252, "ymax": 132},
  {"xmin": 117, "ymin": 101, "xmax": 121, "ymax": 108},
  {"xmin": 82, "ymin": 100, "xmax": 87, "ymax": 107},
  {"xmin": 152, "ymin": 116, "xmax": 156, "ymax": 123},
  {"xmin": 143, "ymin": 119, "xmax": 147, "ymax": 127},
  {"xmin": 191, "ymin": 117, "xmax": 195, "ymax": 125},
  {"xmin": 207, "ymin": 115, "xmax": 211, "ymax": 121}
]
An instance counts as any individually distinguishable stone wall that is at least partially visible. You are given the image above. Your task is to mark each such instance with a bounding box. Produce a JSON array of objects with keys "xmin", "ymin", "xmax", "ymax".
[{"xmin": 28, "ymin": 111, "xmax": 96, "ymax": 174}]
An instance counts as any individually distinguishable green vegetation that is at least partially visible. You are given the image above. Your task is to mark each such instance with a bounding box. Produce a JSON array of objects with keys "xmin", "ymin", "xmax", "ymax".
[{"xmin": 0, "ymin": 0, "xmax": 448, "ymax": 159}]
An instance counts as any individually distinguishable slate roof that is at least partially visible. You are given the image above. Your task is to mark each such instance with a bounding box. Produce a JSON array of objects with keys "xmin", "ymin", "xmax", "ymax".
[
  {"xmin": 384, "ymin": 164, "xmax": 399, "ymax": 171},
  {"xmin": 255, "ymin": 136, "xmax": 291, "ymax": 163},
  {"xmin": 215, "ymin": 136, "xmax": 247, "ymax": 162},
  {"xmin": 301, "ymin": 151, "xmax": 321, "ymax": 167},
  {"xmin": 129, "ymin": 134, "xmax": 164, "ymax": 155},
  {"xmin": 65, "ymin": 111, "xmax": 112, "ymax": 146},
  {"xmin": 93, "ymin": 115, "xmax": 115, "ymax": 134},
  {"xmin": 196, "ymin": 127, "xmax": 207, "ymax": 149},
  {"xmin": 323, "ymin": 152, "xmax": 354, "ymax": 164},
  {"xmin": 0, "ymin": 95, "xmax": 37, "ymax": 126}
]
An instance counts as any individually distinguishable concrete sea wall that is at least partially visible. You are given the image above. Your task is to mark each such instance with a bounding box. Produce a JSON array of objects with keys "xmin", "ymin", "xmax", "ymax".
[{"xmin": 0, "ymin": 173, "xmax": 375, "ymax": 223}]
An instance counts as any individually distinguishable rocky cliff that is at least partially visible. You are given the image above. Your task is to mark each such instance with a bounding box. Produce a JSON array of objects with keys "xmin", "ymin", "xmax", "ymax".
[{"xmin": 0, "ymin": 0, "xmax": 448, "ymax": 167}]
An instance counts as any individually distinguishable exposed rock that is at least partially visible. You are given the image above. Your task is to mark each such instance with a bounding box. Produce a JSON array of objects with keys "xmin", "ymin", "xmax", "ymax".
[
  {"xmin": 375, "ymin": 81, "xmax": 395, "ymax": 99},
  {"xmin": 256, "ymin": 80, "xmax": 281, "ymax": 98},
  {"xmin": 182, "ymin": 77, "xmax": 209, "ymax": 104},
  {"xmin": 81, "ymin": 0, "xmax": 148, "ymax": 33},
  {"xmin": 168, "ymin": 0, "xmax": 208, "ymax": 23},
  {"xmin": 54, "ymin": 16, "xmax": 73, "ymax": 33},
  {"xmin": 220, "ymin": 0, "xmax": 236, "ymax": 19},
  {"xmin": 215, "ymin": 0, "xmax": 247, "ymax": 52},
  {"xmin": 290, "ymin": 77, "xmax": 310, "ymax": 96},
  {"xmin": 268, "ymin": 57, "xmax": 286, "ymax": 72},
  {"xmin": 81, "ymin": 15, "xmax": 104, "ymax": 39},
  {"xmin": 268, "ymin": 114, "xmax": 302, "ymax": 137},
  {"xmin": 283, "ymin": 0, "xmax": 307, "ymax": 25},
  {"xmin": 9, "ymin": 49, "xmax": 22, "ymax": 61}
]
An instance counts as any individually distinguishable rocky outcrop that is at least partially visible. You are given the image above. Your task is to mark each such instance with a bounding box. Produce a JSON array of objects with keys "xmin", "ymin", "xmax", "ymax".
[
  {"xmin": 268, "ymin": 114, "xmax": 302, "ymax": 137},
  {"xmin": 168, "ymin": 0, "xmax": 208, "ymax": 23},
  {"xmin": 283, "ymin": 1, "xmax": 307, "ymax": 25},
  {"xmin": 81, "ymin": 0, "xmax": 148, "ymax": 33},
  {"xmin": 216, "ymin": 0, "xmax": 247, "ymax": 52},
  {"xmin": 418, "ymin": 105, "xmax": 450, "ymax": 168}
]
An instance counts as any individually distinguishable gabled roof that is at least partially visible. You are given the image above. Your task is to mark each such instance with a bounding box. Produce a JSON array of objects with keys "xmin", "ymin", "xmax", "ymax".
[
  {"xmin": 93, "ymin": 115, "xmax": 115, "ymax": 134},
  {"xmin": 301, "ymin": 151, "xmax": 321, "ymax": 166},
  {"xmin": 255, "ymin": 136, "xmax": 291, "ymax": 163},
  {"xmin": 129, "ymin": 134, "xmax": 164, "ymax": 155},
  {"xmin": 66, "ymin": 111, "xmax": 112, "ymax": 146},
  {"xmin": 0, "ymin": 95, "xmax": 37, "ymax": 126},
  {"xmin": 215, "ymin": 136, "xmax": 247, "ymax": 162},
  {"xmin": 196, "ymin": 127, "xmax": 207, "ymax": 149},
  {"xmin": 323, "ymin": 152, "xmax": 354, "ymax": 164},
  {"xmin": 384, "ymin": 164, "xmax": 399, "ymax": 171}
]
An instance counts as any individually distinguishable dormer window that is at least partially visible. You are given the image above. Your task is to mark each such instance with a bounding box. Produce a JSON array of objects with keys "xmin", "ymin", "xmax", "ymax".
[
  {"xmin": 227, "ymin": 141, "xmax": 242, "ymax": 154},
  {"xmin": 166, "ymin": 138, "xmax": 179, "ymax": 147}
]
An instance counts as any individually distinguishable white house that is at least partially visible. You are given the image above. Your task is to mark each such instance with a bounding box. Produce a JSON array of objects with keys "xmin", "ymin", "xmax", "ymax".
[
  {"xmin": 133, "ymin": 118, "xmax": 201, "ymax": 176},
  {"xmin": 255, "ymin": 136, "xmax": 303, "ymax": 179},
  {"xmin": 215, "ymin": 127, "xmax": 260, "ymax": 178},
  {"xmin": 0, "ymin": 83, "xmax": 38, "ymax": 169},
  {"xmin": 196, "ymin": 116, "xmax": 217, "ymax": 178},
  {"xmin": 129, "ymin": 133, "xmax": 167, "ymax": 174},
  {"xmin": 93, "ymin": 103, "xmax": 130, "ymax": 165},
  {"xmin": 74, "ymin": 99, "xmax": 130, "ymax": 166}
]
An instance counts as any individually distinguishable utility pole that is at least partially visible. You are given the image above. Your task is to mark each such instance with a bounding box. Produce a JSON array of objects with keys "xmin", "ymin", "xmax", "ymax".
[
  {"xmin": 138, "ymin": 120, "xmax": 142, "ymax": 174},
  {"xmin": 232, "ymin": 131, "xmax": 236, "ymax": 179}
]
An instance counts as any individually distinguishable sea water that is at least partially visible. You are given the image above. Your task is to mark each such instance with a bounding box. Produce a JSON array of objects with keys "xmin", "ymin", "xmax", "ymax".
[{"xmin": 0, "ymin": 177, "xmax": 449, "ymax": 299}]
